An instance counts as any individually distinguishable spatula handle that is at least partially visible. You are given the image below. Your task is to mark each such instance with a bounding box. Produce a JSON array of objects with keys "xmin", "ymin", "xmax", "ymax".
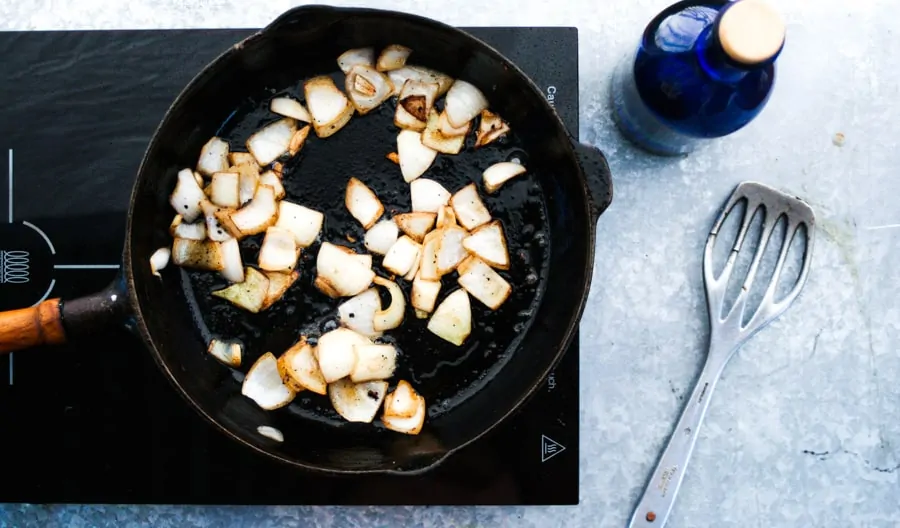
[{"xmin": 627, "ymin": 355, "xmax": 727, "ymax": 527}]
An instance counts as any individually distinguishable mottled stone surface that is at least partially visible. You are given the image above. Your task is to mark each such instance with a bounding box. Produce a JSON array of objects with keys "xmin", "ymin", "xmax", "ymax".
[{"xmin": 1, "ymin": 0, "xmax": 898, "ymax": 526}]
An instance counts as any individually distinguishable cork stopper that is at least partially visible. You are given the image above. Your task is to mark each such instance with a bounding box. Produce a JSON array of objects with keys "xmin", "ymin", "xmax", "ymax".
[{"xmin": 718, "ymin": 0, "xmax": 786, "ymax": 65}]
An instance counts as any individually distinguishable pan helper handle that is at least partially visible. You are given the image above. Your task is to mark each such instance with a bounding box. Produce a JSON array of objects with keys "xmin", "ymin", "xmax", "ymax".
[{"xmin": 0, "ymin": 299, "xmax": 67, "ymax": 353}]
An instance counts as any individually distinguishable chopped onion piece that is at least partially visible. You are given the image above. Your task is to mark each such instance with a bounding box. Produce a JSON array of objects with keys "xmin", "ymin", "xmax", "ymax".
[
  {"xmin": 383, "ymin": 380, "xmax": 419, "ymax": 419},
  {"xmin": 316, "ymin": 242, "xmax": 375, "ymax": 297},
  {"xmin": 305, "ymin": 75, "xmax": 355, "ymax": 138},
  {"xmin": 427, "ymin": 289, "xmax": 472, "ymax": 346},
  {"xmin": 382, "ymin": 235, "xmax": 421, "ymax": 276},
  {"xmin": 373, "ymin": 276, "xmax": 405, "ymax": 331},
  {"xmin": 288, "ymin": 125, "xmax": 311, "ymax": 156},
  {"xmin": 209, "ymin": 171, "xmax": 240, "ymax": 208},
  {"xmin": 211, "ymin": 266, "xmax": 270, "ymax": 313},
  {"xmin": 275, "ymin": 201, "xmax": 324, "ymax": 248},
  {"xmin": 394, "ymin": 212, "xmax": 436, "ymax": 242},
  {"xmin": 212, "ymin": 266, "xmax": 269, "ymax": 313},
  {"xmin": 350, "ymin": 344, "xmax": 398, "ymax": 382},
  {"xmin": 246, "ymin": 118, "xmax": 297, "ymax": 166},
  {"xmin": 376, "ymin": 44, "xmax": 412, "ymax": 71},
  {"xmin": 482, "ymin": 161, "xmax": 527, "ymax": 194},
  {"xmin": 445, "ymin": 80, "xmax": 489, "ymax": 128},
  {"xmin": 397, "ymin": 130, "xmax": 438, "ymax": 182},
  {"xmin": 220, "ymin": 238, "xmax": 245, "ymax": 283},
  {"xmin": 196, "ymin": 137, "xmax": 230, "ymax": 176},
  {"xmin": 233, "ymin": 163, "xmax": 261, "ymax": 206},
  {"xmin": 260, "ymin": 270, "xmax": 299, "ymax": 311},
  {"xmin": 217, "ymin": 184, "xmax": 278, "ymax": 238},
  {"xmin": 329, "ymin": 378, "xmax": 388, "ymax": 424},
  {"xmin": 338, "ymin": 288, "xmax": 382, "ymax": 338},
  {"xmin": 314, "ymin": 276, "xmax": 342, "ymax": 299},
  {"xmin": 475, "ymin": 109, "xmax": 510, "ymax": 147},
  {"xmin": 242, "ymin": 352, "xmax": 295, "ymax": 410},
  {"xmin": 388, "ymin": 65, "xmax": 454, "ymax": 97},
  {"xmin": 258, "ymin": 226, "xmax": 300, "ymax": 272},
  {"xmin": 394, "ymin": 80, "xmax": 439, "ymax": 131},
  {"xmin": 386, "ymin": 152, "xmax": 400, "ymax": 165},
  {"xmin": 422, "ymin": 109, "xmax": 466, "ymax": 155},
  {"xmin": 410, "ymin": 178, "xmax": 451, "ymax": 213},
  {"xmin": 257, "ymin": 425, "xmax": 284, "ymax": 442},
  {"xmin": 404, "ymin": 249, "xmax": 421, "ymax": 281},
  {"xmin": 337, "ymin": 47, "xmax": 375, "ymax": 73},
  {"xmin": 418, "ymin": 229, "xmax": 442, "ymax": 281},
  {"xmin": 345, "ymin": 177, "xmax": 384, "ymax": 229},
  {"xmin": 200, "ymin": 200, "xmax": 233, "ymax": 243},
  {"xmin": 436, "ymin": 226, "xmax": 468, "ymax": 275},
  {"xmin": 259, "ymin": 170, "xmax": 285, "ymax": 200},
  {"xmin": 382, "ymin": 393, "xmax": 426, "ymax": 435},
  {"xmin": 228, "ymin": 152, "xmax": 259, "ymax": 169},
  {"xmin": 364, "ymin": 219, "xmax": 399, "ymax": 255},
  {"xmin": 150, "ymin": 247, "xmax": 170, "ymax": 278},
  {"xmin": 438, "ymin": 110, "xmax": 470, "ymax": 137},
  {"xmin": 171, "ymin": 238, "xmax": 224, "ymax": 271},
  {"xmin": 457, "ymin": 256, "xmax": 512, "ymax": 310},
  {"xmin": 317, "ymin": 327, "xmax": 371, "ymax": 383},
  {"xmin": 208, "ymin": 338, "xmax": 242, "ymax": 367},
  {"xmin": 450, "ymin": 183, "xmax": 492, "ymax": 231},
  {"xmin": 270, "ymin": 97, "xmax": 311, "ymax": 123},
  {"xmin": 411, "ymin": 275, "xmax": 441, "ymax": 313},
  {"xmin": 345, "ymin": 65, "xmax": 394, "ymax": 114},
  {"xmin": 436, "ymin": 204, "xmax": 458, "ymax": 229},
  {"xmin": 170, "ymin": 168, "xmax": 206, "ymax": 223},
  {"xmin": 169, "ymin": 215, "xmax": 206, "ymax": 241},
  {"xmin": 277, "ymin": 339, "xmax": 327, "ymax": 395},
  {"xmin": 463, "ymin": 220, "xmax": 509, "ymax": 270}
]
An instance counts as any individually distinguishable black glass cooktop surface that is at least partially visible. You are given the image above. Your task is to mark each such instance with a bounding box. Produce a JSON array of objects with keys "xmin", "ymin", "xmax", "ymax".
[{"xmin": 0, "ymin": 27, "xmax": 580, "ymax": 505}]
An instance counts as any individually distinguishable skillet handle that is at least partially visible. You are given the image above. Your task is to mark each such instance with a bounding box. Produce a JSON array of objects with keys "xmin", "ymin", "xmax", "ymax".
[
  {"xmin": 0, "ymin": 299, "xmax": 67, "ymax": 354},
  {"xmin": 572, "ymin": 141, "xmax": 614, "ymax": 222},
  {"xmin": 0, "ymin": 277, "xmax": 129, "ymax": 354}
]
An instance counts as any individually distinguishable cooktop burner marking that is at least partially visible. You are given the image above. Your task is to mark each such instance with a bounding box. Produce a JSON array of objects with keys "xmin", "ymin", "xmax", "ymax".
[
  {"xmin": 53, "ymin": 264, "xmax": 120, "ymax": 270},
  {"xmin": 541, "ymin": 434, "xmax": 566, "ymax": 462},
  {"xmin": 6, "ymin": 149, "xmax": 11, "ymax": 223},
  {"xmin": 22, "ymin": 221, "xmax": 56, "ymax": 255},
  {"xmin": 6, "ymin": 148, "xmax": 12, "ymax": 385}
]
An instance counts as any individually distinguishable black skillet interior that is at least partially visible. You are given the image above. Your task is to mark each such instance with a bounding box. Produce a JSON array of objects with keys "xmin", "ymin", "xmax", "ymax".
[{"xmin": 125, "ymin": 6, "xmax": 597, "ymax": 474}]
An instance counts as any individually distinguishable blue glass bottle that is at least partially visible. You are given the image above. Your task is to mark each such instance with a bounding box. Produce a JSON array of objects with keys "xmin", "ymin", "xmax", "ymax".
[{"xmin": 611, "ymin": 0, "xmax": 785, "ymax": 155}]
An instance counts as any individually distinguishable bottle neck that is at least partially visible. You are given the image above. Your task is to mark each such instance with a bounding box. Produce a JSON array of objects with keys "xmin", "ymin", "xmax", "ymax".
[{"xmin": 697, "ymin": 1, "xmax": 783, "ymax": 82}]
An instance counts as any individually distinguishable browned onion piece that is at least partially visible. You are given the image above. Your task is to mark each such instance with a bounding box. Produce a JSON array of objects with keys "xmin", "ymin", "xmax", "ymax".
[
  {"xmin": 208, "ymin": 338, "xmax": 242, "ymax": 367},
  {"xmin": 475, "ymin": 109, "xmax": 510, "ymax": 147},
  {"xmin": 169, "ymin": 215, "xmax": 206, "ymax": 241},
  {"xmin": 170, "ymin": 168, "xmax": 206, "ymax": 223},
  {"xmin": 196, "ymin": 137, "xmax": 230, "ymax": 176},
  {"xmin": 376, "ymin": 44, "xmax": 412, "ymax": 72},
  {"xmin": 422, "ymin": 109, "xmax": 467, "ymax": 155},
  {"xmin": 394, "ymin": 79, "xmax": 439, "ymax": 131},
  {"xmin": 387, "ymin": 65, "xmax": 454, "ymax": 97},
  {"xmin": 209, "ymin": 171, "xmax": 240, "ymax": 209},
  {"xmin": 171, "ymin": 238, "xmax": 224, "ymax": 271},
  {"xmin": 216, "ymin": 184, "xmax": 278, "ymax": 238},
  {"xmin": 397, "ymin": 130, "xmax": 437, "ymax": 182},
  {"xmin": 345, "ymin": 177, "xmax": 384, "ymax": 230},
  {"xmin": 450, "ymin": 183, "xmax": 492, "ymax": 231},
  {"xmin": 462, "ymin": 220, "xmax": 510, "ymax": 270},
  {"xmin": 260, "ymin": 270, "xmax": 300, "ymax": 311},
  {"xmin": 246, "ymin": 118, "xmax": 297, "ymax": 166},
  {"xmin": 242, "ymin": 352, "xmax": 295, "ymax": 410},
  {"xmin": 457, "ymin": 256, "xmax": 512, "ymax": 310},
  {"xmin": 211, "ymin": 266, "xmax": 270, "ymax": 313},
  {"xmin": 482, "ymin": 161, "xmax": 527, "ymax": 194},
  {"xmin": 150, "ymin": 247, "xmax": 170, "ymax": 278},
  {"xmin": 305, "ymin": 75, "xmax": 355, "ymax": 138},
  {"xmin": 270, "ymin": 97, "xmax": 311, "ymax": 123},
  {"xmin": 394, "ymin": 212, "xmax": 436, "ymax": 243},
  {"xmin": 345, "ymin": 65, "xmax": 394, "ymax": 115},
  {"xmin": 258, "ymin": 226, "xmax": 300, "ymax": 272}
]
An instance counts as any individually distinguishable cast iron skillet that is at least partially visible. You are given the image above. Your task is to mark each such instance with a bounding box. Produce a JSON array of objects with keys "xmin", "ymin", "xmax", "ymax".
[{"xmin": 0, "ymin": 5, "xmax": 612, "ymax": 475}]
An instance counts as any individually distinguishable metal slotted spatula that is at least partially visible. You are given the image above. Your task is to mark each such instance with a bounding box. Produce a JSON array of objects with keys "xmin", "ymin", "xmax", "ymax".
[{"xmin": 628, "ymin": 181, "xmax": 816, "ymax": 528}]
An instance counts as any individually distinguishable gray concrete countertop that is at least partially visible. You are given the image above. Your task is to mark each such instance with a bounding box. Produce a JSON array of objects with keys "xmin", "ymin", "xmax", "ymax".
[{"xmin": 2, "ymin": 0, "xmax": 898, "ymax": 526}]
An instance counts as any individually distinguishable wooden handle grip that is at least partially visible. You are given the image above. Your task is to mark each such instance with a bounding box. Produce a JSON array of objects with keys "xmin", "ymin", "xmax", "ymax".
[{"xmin": 0, "ymin": 299, "xmax": 67, "ymax": 354}]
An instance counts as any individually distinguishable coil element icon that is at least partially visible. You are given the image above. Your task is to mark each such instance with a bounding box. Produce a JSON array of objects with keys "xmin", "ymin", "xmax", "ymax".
[{"xmin": 0, "ymin": 250, "xmax": 30, "ymax": 284}]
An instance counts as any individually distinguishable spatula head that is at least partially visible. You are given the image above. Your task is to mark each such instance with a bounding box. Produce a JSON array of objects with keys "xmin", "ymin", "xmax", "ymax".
[{"xmin": 703, "ymin": 181, "xmax": 815, "ymax": 343}]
